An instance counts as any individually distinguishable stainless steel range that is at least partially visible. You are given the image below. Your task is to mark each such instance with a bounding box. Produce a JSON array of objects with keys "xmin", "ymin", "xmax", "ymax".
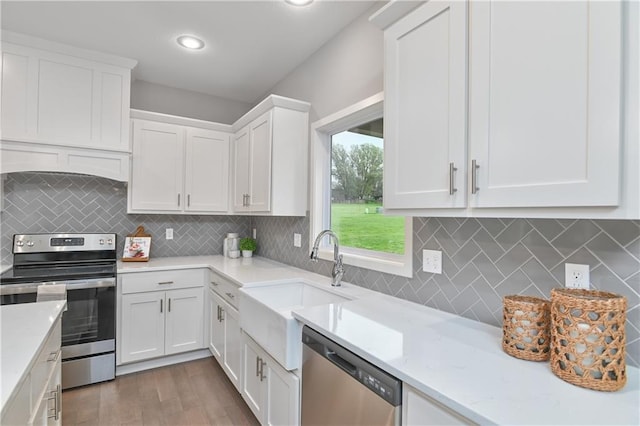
[{"xmin": 0, "ymin": 233, "xmax": 117, "ymax": 389}]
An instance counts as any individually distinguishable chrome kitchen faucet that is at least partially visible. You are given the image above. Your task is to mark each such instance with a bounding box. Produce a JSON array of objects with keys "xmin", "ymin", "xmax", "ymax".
[{"xmin": 310, "ymin": 229, "xmax": 344, "ymax": 287}]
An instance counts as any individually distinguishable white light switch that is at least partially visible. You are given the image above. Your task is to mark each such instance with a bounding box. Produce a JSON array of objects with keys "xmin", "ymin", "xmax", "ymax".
[
  {"xmin": 423, "ymin": 249, "xmax": 442, "ymax": 274},
  {"xmin": 293, "ymin": 233, "xmax": 302, "ymax": 247},
  {"xmin": 165, "ymin": 228, "xmax": 173, "ymax": 240}
]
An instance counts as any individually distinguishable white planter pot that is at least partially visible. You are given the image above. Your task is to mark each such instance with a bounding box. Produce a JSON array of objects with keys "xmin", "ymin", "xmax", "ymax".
[{"xmin": 242, "ymin": 250, "xmax": 253, "ymax": 258}]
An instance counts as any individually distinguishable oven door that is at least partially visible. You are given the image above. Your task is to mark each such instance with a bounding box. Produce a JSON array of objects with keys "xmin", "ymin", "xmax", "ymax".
[
  {"xmin": 62, "ymin": 279, "xmax": 116, "ymax": 358},
  {"xmin": 1, "ymin": 278, "xmax": 116, "ymax": 356}
]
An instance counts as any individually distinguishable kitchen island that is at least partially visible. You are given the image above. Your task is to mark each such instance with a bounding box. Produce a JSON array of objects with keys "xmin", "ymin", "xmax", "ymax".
[{"xmin": 1, "ymin": 300, "xmax": 65, "ymax": 423}]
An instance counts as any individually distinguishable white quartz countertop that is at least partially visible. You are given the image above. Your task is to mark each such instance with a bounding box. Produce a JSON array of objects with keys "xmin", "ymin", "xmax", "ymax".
[
  {"xmin": 118, "ymin": 255, "xmax": 639, "ymax": 424},
  {"xmin": 1, "ymin": 301, "xmax": 66, "ymax": 414},
  {"xmin": 292, "ymin": 293, "xmax": 640, "ymax": 425}
]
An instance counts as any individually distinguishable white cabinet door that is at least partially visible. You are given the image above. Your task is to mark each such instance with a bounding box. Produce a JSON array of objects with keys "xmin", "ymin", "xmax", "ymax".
[
  {"xmin": 233, "ymin": 125, "xmax": 251, "ymax": 212},
  {"xmin": 130, "ymin": 120, "xmax": 184, "ymax": 211},
  {"xmin": 208, "ymin": 289, "xmax": 224, "ymax": 360},
  {"xmin": 120, "ymin": 292, "xmax": 165, "ymax": 363},
  {"xmin": 468, "ymin": 1, "xmax": 622, "ymax": 208},
  {"xmin": 1, "ymin": 39, "xmax": 132, "ymax": 152},
  {"xmin": 403, "ymin": 385, "xmax": 472, "ymax": 425},
  {"xmin": 165, "ymin": 287, "xmax": 204, "ymax": 355},
  {"xmin": 248, "ymin": 111, "xmax": 273, "ymax": 212},
  {"xmin": 185, "ymin": 128, "xmax": 230, "ymax": 212},
  {"xmin": 384, "ymin": 1, "xmax": 467, "ymax": 209},
  {"xmin": 242, "ymin": 336, "xmax": 266, "ymax": 423},
  {"xmin": 264, "ymin": 357, "xmax": 300, "ymax": 426},
  {"xmin": 223, "ymin": 303, "xmax": 243, "ymax": 392}
]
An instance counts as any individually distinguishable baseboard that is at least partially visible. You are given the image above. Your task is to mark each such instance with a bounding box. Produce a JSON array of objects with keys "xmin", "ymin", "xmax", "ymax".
[{"xmin": 116, "ymin": 349, "xmax": 212, "ymax": 376}]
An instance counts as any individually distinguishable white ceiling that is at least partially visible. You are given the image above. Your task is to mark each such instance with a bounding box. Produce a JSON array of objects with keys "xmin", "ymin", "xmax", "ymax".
[{"xmin": 1, "ymin": 1, "xmax": 377, "ymax": 104}]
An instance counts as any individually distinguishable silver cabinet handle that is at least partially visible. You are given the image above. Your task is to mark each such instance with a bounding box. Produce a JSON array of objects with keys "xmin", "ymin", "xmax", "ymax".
[
  {"xmin": 246, "ymin": 194, "xmax": 250, "ymax": 207},
  {"xmin": 259, "ymin": 359, "xmax": 266, "ymax": 381},
  {"xmin": 210, "ymin": 281, "xmax": 219, "ymax": 286},
  {"xmin": 158, "ymin": 281, "xmax": 174, "ymax": 285},
  {"xmin": 256, "ymin": 356, "xmax": 260, "ymax": 377},
  {"xmin": 178, "ymin": 193, "xmax": 181, "ymax": 207},
  {"xmin": 219, "ymin": 306, "xmax": 224, "ymax": 322},
  {"xmin": 449, "ymin": 162, "xmax": 458, "ymax": 195},
  {"xmin": 47, "ymin": 351, "xmax": 58, "ymax": 362},
  {"xmin": 168, "ymin": 298, "xmax": 171, "ymax": 312},
  {"xmin": 225, "ymin": 292, "xmax": 235, "ymax": 299},
  {"xmin": 160, "ymin": 299, "xmax": 163, "ymax": 313},
  {"xmin": 187, "ymin": 194, "xmax": 191, "ymax": 207},
  {"xmin": 471, "ymin": 159, "xmax": 480, "ymax": 194},
  {"xmin": 216, "ymin": 305, "xmax": 221, "ymax": 322},
  {"xmin": 47, "ymin": 384, "xmax": 61, "ymax": 420}
]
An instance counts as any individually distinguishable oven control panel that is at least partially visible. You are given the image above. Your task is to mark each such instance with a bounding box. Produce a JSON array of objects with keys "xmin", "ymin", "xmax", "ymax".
[{"xmin": 13, "ymin": 233, "xmax": 116, "ymax": 253}]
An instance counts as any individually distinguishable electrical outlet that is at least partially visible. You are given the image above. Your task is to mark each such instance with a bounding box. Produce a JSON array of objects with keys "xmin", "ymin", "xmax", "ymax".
[
  {"xmin": 565, "ymin": 263, "xmax": 590, "ymax": 289},
  {"xmin": 423, "ymin": 249, "xmax": 442, "ymax": 274},
  {"xmin": 165, "ymin": 228, "xmax": 173, "ymax": 240},
  {"xmin": 293, "ymin": 233, "xmax": 302, "ymax": 247},
  {"xmin": 252, "ymin": 228, "xmax": 257, "ymax": 239}
]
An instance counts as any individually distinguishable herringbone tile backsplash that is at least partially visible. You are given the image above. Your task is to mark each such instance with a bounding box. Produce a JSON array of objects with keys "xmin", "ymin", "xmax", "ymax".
[
  {"xmin": 2, "ymin": 172, "xmax": 638, "ymax": 367},
  {"xmin": 252, "ymin": 214, "xmax": 640, "ymax": 367},
  {"xmin": 1, "ymin": 173, "xmax": 250, "ymax": 265}
]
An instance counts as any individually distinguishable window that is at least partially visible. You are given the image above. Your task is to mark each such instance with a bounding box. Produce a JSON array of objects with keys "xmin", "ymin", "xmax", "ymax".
[{"xmin": 310, "ymin": 93, "xmax": 413, "ymax": 277}]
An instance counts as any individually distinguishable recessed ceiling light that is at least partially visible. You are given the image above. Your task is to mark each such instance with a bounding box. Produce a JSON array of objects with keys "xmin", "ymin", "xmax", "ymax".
[
  {"xmin": 285, "ymin": 0, "xmax": 313, "ymax": 6},
  {"xmin": 176, "ymin": 35, "xmax": 205, "ymax": 50}
]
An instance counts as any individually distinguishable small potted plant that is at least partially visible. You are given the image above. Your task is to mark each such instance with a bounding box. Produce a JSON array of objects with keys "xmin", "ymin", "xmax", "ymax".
[{"xmin": 239, "ymin": 237, "xmax": 257, "ymax": 258}]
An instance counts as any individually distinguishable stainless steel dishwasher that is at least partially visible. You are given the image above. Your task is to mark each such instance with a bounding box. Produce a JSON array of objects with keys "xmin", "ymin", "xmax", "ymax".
[{"xmin": 301, "ymin": 325, "xmax": 402, "ymax": 426}]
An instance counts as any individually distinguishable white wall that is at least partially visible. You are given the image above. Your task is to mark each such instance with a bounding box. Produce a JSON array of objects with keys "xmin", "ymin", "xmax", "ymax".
[
  {"xmin": 131, "ymin": 80, "xmax": 252, "ymax": 124},
  {"xmin": 260, "ymin": 3, "xmax": 384, "ymax": 123}
]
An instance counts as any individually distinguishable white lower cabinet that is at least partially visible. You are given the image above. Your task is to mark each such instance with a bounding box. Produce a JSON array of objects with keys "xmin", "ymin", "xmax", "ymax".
[
  {"xmin": 403, "ymin": 385, "xmax": 473, "ymax": 426},
  {"xmin": 241, "ymin": 333, "xmax": 299, "ymax": 426},
  {"xmin": 119, "ymin": 269, "xmax": 205, "ymax": 364},
  {"xmin": 208, "ymin": 286, "xmax": 242, "ymax": 391},
  {"xmin": 2, "ymin": 319, "xmax": 62, "ymax": 426}
]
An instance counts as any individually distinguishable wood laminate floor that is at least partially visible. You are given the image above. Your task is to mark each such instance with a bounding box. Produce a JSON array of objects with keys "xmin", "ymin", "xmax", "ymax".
[{"xmin": 62, "ymin": 357, "xmax": 260, "ymax": 426}]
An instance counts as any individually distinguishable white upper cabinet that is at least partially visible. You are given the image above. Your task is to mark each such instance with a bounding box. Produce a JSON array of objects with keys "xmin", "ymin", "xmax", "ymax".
[
  {"xmin": 185, "ymin": 127, "xmax": 230, "ymax": 212},
  {"xmin": 130, "ymin": 120, "xmax": 184, "ymax": 212},
  {"xmin": 383, "ymin": 1, "xmax": 467, "ymax": 209},
  {"xmin": 1, "ymin": 31, "xmax": 136, "ymax": 181},
  {"xmin": 233, "ymin": 111, "xmax": 273, "ymax": 213},
  {"xmin": 468, "ymin": 1, "xmax": 622, "ymax": 208},
  {"xmin": 231, "ymin": 95, "xmax": 310, "ymax": 216},
  {"xmin": 128, "ymin": 111, "xmax": 231, "ymax": 215},
  {"xmin": 372, "ymin": 0, "xmax": 637, "ymax": 219}
]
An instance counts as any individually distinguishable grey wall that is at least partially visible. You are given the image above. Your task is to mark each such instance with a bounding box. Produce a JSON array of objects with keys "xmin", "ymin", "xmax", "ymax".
[
  {"xmin": 253, "ymin": 5, "xmax": 640, "ymax": 367},
  {"xmin": 131, "ymin": 80, "xmax": 252, "ymax": 124},
  {"xmin": 259, "ymin": 3, "xmax": 384, "ymax": 122},
  {"xmin": 1, "ymin": 173, "xmax": 250, "ymax": 266},
  {"xmin": 251, "ymin": 214, "xmax": 640, "ymax": 367}
]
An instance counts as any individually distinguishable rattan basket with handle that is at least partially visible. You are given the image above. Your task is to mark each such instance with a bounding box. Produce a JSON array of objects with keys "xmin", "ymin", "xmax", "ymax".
[
  {"xmin": 550, "ymin": 288, "xmax": 627, "ymax": 391},
  {"xmin": 502, "ymin": 295, "xmax": 551, "ymax": 361}
]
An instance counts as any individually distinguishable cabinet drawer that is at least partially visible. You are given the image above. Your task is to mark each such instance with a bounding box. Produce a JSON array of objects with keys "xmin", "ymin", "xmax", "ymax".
[
  {"xmin": 209, "ymin": 271, "xmax": 240, "ymax": 308},
  {"xmin": 121, "ymin": 269, "xmax": 206, "ymax": 294},
  {"xmin": 30, "ymin": 320, "xmax": 61, "ymax": 404}
]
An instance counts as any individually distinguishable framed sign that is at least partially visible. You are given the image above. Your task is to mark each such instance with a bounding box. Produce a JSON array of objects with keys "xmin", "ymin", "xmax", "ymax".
[{"xmin": 122, "ymin": 226, "xmax": 151, "ymax": 262}]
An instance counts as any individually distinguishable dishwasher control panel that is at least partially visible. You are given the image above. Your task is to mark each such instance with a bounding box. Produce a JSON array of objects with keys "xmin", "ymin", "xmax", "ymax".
[{"xmin": 359, "ymin": 370, "xmax": 396, "ymax": 402}]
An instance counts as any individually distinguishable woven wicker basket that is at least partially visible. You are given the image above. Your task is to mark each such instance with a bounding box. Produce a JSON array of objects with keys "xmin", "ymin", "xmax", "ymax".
[
  {"xmin": 502, "ymin": 295, "xmax": 551, "ymax": 361},
  {"xmin": 550, "ymin": 288, "xmax": 627, "ymax": 391}
]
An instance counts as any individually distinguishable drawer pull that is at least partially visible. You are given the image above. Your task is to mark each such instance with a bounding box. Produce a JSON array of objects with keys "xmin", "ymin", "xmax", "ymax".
[
  {"xmin": 210, "ymin": 281, "xmax": 219, "ymax": 286},
  {"xmin": 158, "ymin": 281, "xmax": 174, "ymax": 285},
  {"xmin": 160, "ymin": 299, "xmax": 163, "ymax": 313},
  {"xmin": 46, "ymin": 351, "xmax": 59, "ymax": 362},
  {"xmin": 256, "ymin": 356, "xmax": 260, "ymax": 377},
  {"xmin": 168, "ymin": 298, "xmax": 171, "ymax": 313},
  {"xmin": 259, "ymin": 359, "xmax": 266, "ymax": 381},
  {"xmin": 47, "ymin": 384, "xmax": 61, "ymax": 420},
  {"xmin": 225, "ymin": 292, "xmax": 235, "ymax": 299}
]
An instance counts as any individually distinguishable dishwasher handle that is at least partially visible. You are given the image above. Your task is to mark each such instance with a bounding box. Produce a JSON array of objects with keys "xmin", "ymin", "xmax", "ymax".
[{"xmin": 326, "ymin": 350, "xmax": 357, "ymax": 376}]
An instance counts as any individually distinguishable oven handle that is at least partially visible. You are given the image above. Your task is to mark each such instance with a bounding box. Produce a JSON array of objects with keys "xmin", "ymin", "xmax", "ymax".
[
  {"xmin": 0, "ymin": 278, "xmax": 115, "ymax": 295},
  {"xmin": 64, "ymin": 278, "xmax": 116, "ymax": 290}
]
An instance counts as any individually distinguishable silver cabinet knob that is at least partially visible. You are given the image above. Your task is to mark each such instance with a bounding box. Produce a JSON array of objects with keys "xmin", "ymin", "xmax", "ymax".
[{"xmin": 27, "ymin": 241, "xmax": 35, "ymax": 247}]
